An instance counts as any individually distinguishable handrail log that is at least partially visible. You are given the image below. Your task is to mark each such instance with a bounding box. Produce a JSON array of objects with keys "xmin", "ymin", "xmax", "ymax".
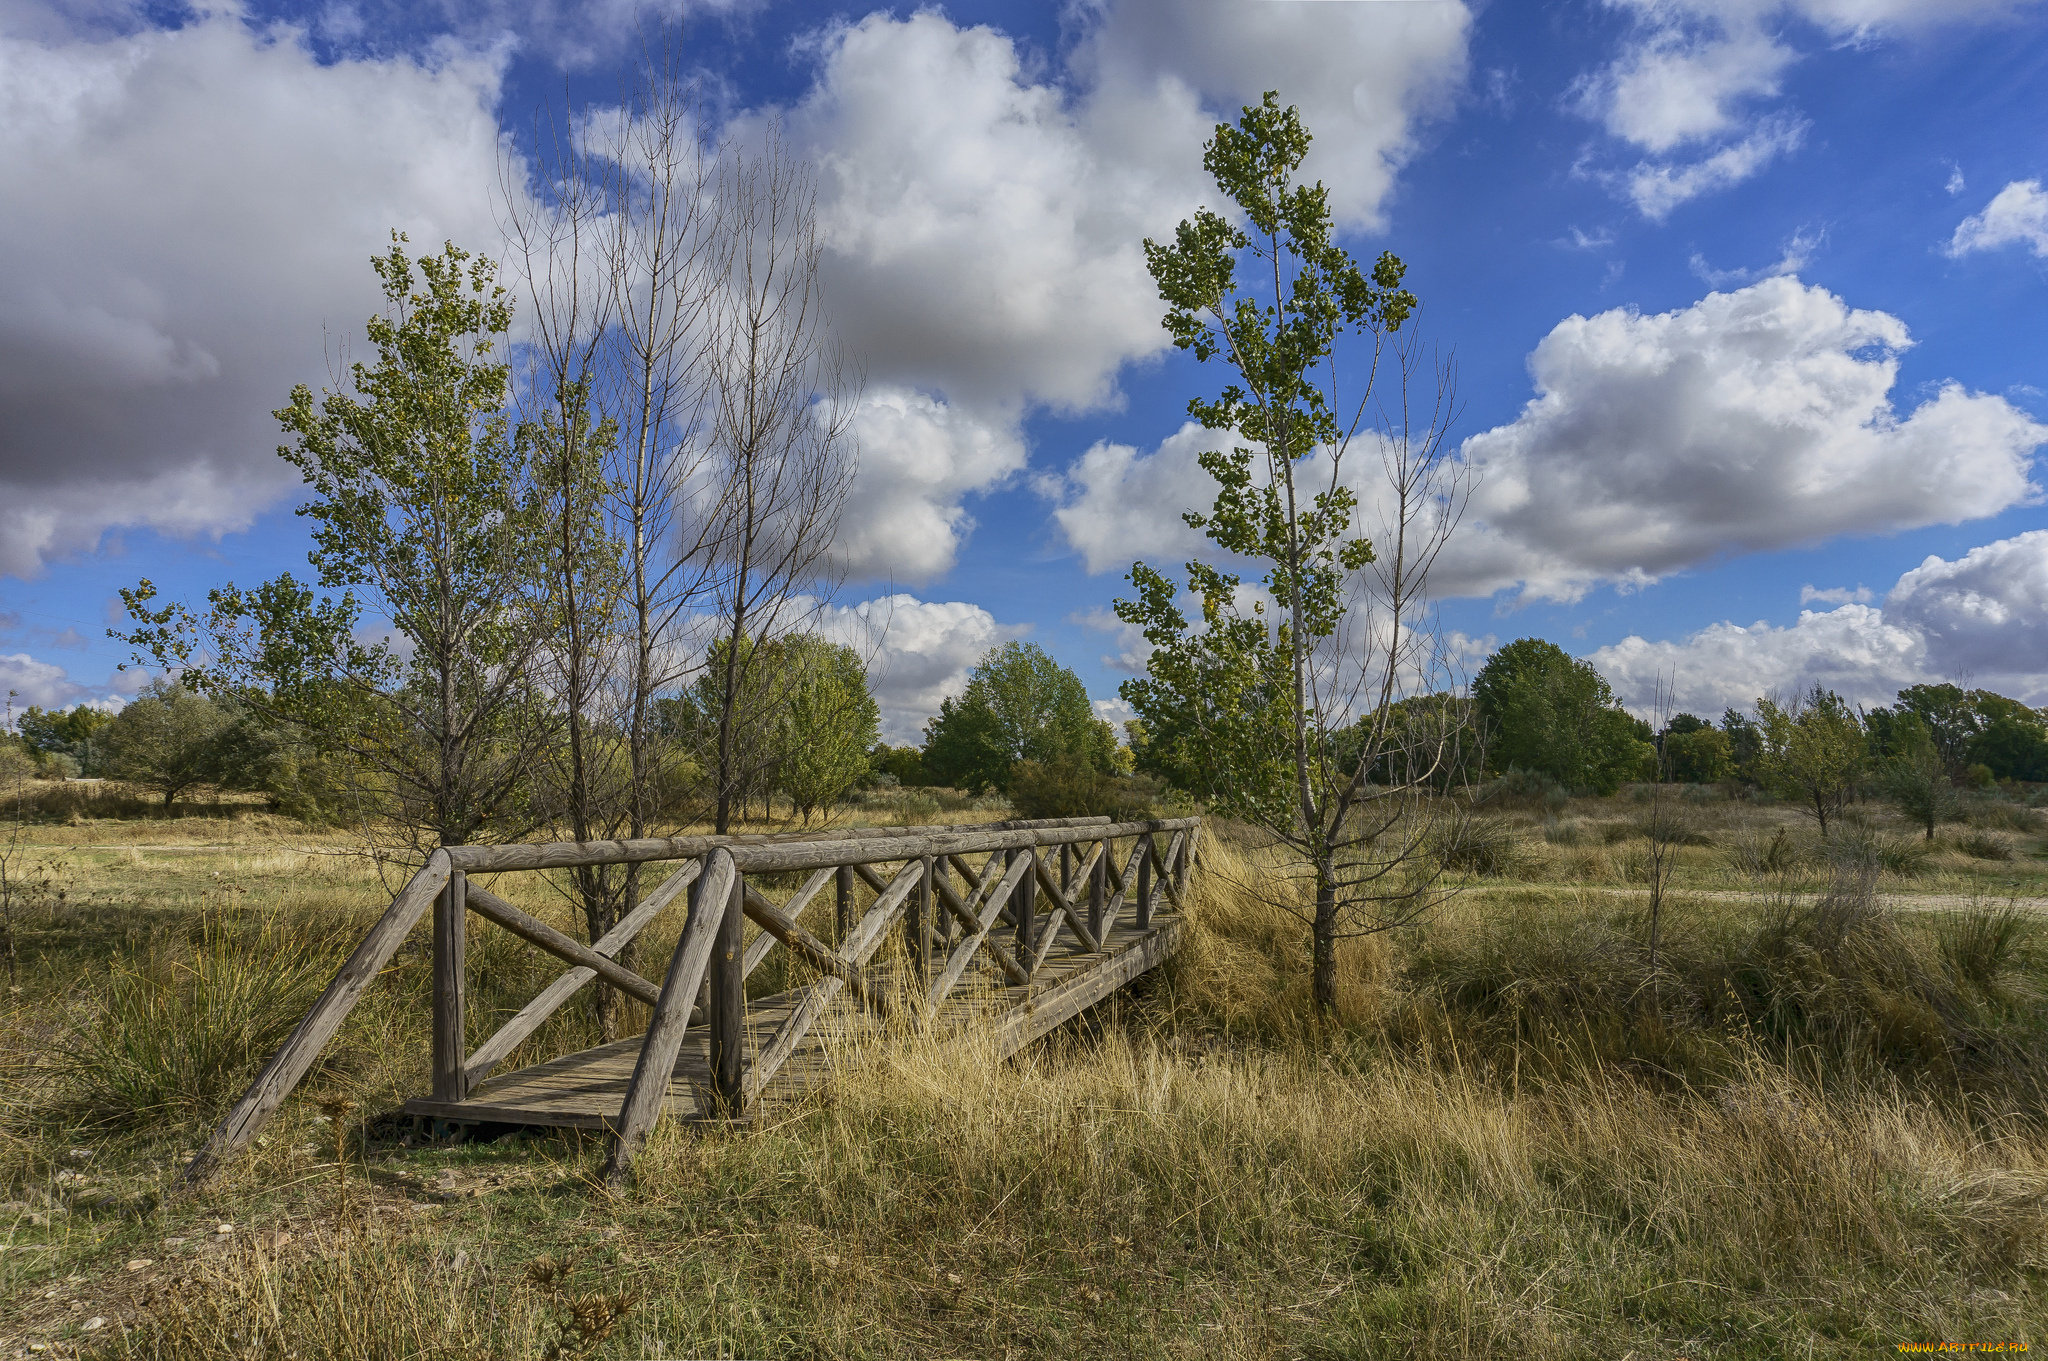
[
  {"xmin": 464, "ymin": 883, "xmax": 663, "ymax": 1007},
  {"xmin": 446, "ymin": 817, "xmax": 1195, "ymax": 875},
  {"xmin": 183, "ymin": 851, "xmax": 452, "ymax": 1185}
]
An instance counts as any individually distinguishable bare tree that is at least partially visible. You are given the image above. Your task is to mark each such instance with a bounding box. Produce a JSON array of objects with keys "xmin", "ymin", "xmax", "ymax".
[
  {"xmin": 501, "ymin": 43, "xmax": 732, "ymax": 1037},
  {"xmin": 697, "ymin": 125, "xmax": 860, "ymax": 835}
]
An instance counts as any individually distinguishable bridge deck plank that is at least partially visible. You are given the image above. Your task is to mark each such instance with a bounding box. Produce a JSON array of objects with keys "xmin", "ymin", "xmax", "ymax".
[{"xmin": 400, "ymin": 911, "xmax": 1181, "ymax": 1130}]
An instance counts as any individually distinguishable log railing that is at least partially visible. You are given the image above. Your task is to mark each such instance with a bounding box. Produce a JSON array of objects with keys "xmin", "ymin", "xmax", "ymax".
[{"xmin": 183, "ymin": 814, "xmax": 1201, "ymax": 1186}]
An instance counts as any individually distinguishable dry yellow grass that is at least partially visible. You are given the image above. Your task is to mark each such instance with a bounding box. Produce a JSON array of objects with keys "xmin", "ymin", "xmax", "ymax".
[{"xmin": 3, "ymin": 802, "xmax": 2046, "ymax": 1356}]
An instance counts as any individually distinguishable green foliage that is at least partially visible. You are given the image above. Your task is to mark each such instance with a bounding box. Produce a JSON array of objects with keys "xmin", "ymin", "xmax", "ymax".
[
  {"xmin": 921, "ymin": 642, "xmax": 1114, "ymax": 795},
  {"xmin": 118, "ymin": 236, "xmax": 560, "ymax": 846},
  {"xmin": 1471, "ymin": 639, "xmax": 1653, "ymax": 795},
  {"xmin": 1879, "ymin": 715, "xmax": 1959, "ymax": 840},
  {"xmin": 1663, "ymin": 725, "xmax": 1734, "ymax": 785},
  {"xmin": 102, "ymin": 683, "xmax": 232, "ymax": 808},
  {"xmin": 15, "ymin": 704, "xmax": 114, "ymax": 776},
  {"xmin": 51, "ymin": 904, "xmax": 342, "ymax": 1126},
  {"xmin": 868, "ymin": 744, "xmax": 931, "ymax": 788},
  {"xmin": 1755, "ymin": 686, "xmax": 1866, "ymax": 836},
  {"xmin": 1968, "ymin": 713, "xmax": 2048, "ymax": 782},
  {"xmin": 1007, "ymin": 759, "xmax": 1160, "ymax": 822},
  {"xmin": 775, "ymin": 636, "xmax": 880, "ymax": 822}
]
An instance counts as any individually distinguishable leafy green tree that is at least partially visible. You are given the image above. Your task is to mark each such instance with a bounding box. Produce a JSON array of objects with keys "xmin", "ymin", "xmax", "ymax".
[
  {"xmin": 103, "ymin": 683, "xmax": 230, "ymax": 808},
  {"xmin": 118, "ymin": 236, "xmax": 560, "ymax": 851},
  {"xmin": 16, "ymin": 705, "xmax": 114, "ymax": 777},
  {"xmin": 1968, "ymin": 712, "xmax": 2048, "ymax": 782},
  {"xmin": 1111, "ymin": 94, "xmax": 1468, "ymax": 1016},
  {"xmin": 775, "ymin": 635, "xmax": 880, "ymax": 823},
  {"xmin": 1880, "ymin": 714, "xmax": 1960, "ymax": 839},
  {"xmin": 1895, "ymin": 683, "xmax": 1984, "ymax": 775},
  {"xmin": 1663, "ymin": 726, "xmax": 1734, "ymax": 784},
  {"xmin": 922, "ymin": 642, "xmax": 1114, "ymax": 795},
  {"xmin": 1471, "ymin": 640, "xmax": 1652, "ymax": 795},
  {"xmin": 1756, "ymin": 686, "xmax": 1866, "ymax": 836},
  {"xmin": 869, "ymin": 745, "xmax": 931, "ymax": 788}
]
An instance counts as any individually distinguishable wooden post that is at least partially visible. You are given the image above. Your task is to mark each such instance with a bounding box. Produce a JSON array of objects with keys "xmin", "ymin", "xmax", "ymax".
[
  {"xmin": 836, "ymin": 863, "xmax": 854, "ymax": 943},
  {"xmin": 604, "ymin": 851, "xmax": 733, "ymax": 1185},
  {"xmin": 432, "ymin": 866, "xmax": 467, "ymax": 1103},
  {"xmin": 933, "ymin": 856, "xmax": 952, "ymax": 949},
  {"xmin": 710, "ymin": 866, "xmax": 746, "ymax": 1117},
  {"xmin": 916, "ymin": 856, "xmax": 934, "ymax": 979},
  {"xmin": 1015, "ymin": 845, "xmax": 1037, "ymax": 970},
  {"xmin": 1136, "ymin": 833, "xmax": 1153, "ymax": 931},
  {"xmin": 1060, "ymin": 842, "xmax": 1072, "ymax": 895},
  {"xmin": 1089, "ymin": 840, "xmax": 1105, "ymax": 939}
]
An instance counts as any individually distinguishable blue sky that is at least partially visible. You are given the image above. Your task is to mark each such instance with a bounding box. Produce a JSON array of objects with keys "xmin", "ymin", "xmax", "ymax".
[{"xmin": 3, "ymin": 0, "xmax": 2045, "ymax": 741}]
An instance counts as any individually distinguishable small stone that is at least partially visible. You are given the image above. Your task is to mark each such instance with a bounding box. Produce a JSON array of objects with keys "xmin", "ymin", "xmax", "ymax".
[
  {"xmin": 64, "ymin": 1149, "xmax": 94, "ymax": 1165},
  {"xmin": 819, "ymin": 1253, "xmax": 841, "ymax": 1269},
  {"xmin": 125, "ymin": 1258, "xmax": 154, "ymax": 1271},
  {"xmin": 214, "ymin": 1222, "xmax": 233, "ymax": 1235},
  {"xmin": 161, "ymin": 1237, "xmax": 187, "ymax": 1248},
  {"xmin": 54, "ymin": 1170, "xmax": 86, "ymax": 1185},
  {"xmin": 82, "ymin": 1317, "xmax": 107, "ymax": 1331},
  {"xmin": 29, "ymin": 1342, "xmax": 49, "ymax": 1352}
]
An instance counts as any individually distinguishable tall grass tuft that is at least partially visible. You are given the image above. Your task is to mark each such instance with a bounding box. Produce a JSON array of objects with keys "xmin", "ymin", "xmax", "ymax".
[{"xmin": 48, "ymin": 903, "xmax": 344, "ymax": 1127}]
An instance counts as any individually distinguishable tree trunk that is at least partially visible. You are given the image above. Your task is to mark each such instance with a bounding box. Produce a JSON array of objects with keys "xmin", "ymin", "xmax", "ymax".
[{"xmin": 1311, "ymin": 866, "xmax": 1339, "ymax": 1017}]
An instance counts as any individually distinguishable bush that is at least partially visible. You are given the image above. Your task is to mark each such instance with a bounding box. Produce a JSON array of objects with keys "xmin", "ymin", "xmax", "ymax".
[
  {"xmin": 1475, "ymin": 767, "xmax": 1568, "ymax": 811},
  {"xmin": 1008, "ymin": 759, "xmax": 1159, "ymax": 822},
  {"xmin": 49, "ymin": 904, "xmax": 344, "ymax": 1126},
  {"xmin": 1962, "ymin": 798, "xmax": 2046, "ymax": 834},
  {"xmin": 1434, "ymin": 815, "xmax": 1525, "ymax": 876},
  {"xmin": 1953, "ymin": 830, "xmax": 2015, "ymax": 862},
  {"xmin": 1541, "ymin": 817, "xmax": 1584, "ymax": 846},
  {"xmin": 1826, "ymin": 825, "xmax": 1936, "ymax": 878},
  {"xmin": 1936, "ymin": 902, "xmax": 2033, "ymax": 995},
  {"xmin": 1727, "ymin": 827, "xmax": 1805, "ymax": 878}
]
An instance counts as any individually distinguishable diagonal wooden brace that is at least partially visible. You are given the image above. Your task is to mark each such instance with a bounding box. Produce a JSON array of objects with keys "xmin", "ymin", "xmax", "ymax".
[
  {"xmin": 743, "ymin": 884, "xmax": 891, "ymax": 1017},
  {"xmin": 464, "ymin": 882, "xmax": 663, "ymax": 1007}
]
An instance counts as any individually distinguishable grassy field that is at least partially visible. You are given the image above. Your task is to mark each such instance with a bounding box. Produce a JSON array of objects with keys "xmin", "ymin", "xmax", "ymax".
[{"xmin": 3, "ymin": 782, "xmax": 2047, "ymax": 1358}]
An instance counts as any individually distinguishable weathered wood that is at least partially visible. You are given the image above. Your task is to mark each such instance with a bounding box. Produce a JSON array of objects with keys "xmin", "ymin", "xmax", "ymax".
[
  {"xmin": 1178, "ymin": 822, "xmax": 1199, "ymax": 896},
  {"xmin": 446, "ymin": 816, "xmax": 1124, "ymax": 873},
  {"xmin": 1089, "ymin": 841, "xmax": 1106, "ymax": 939},
  {"xmin": 432, "ymin": 867, "xmax": 467, "ymax": 1103},
  {"xmin": 934, "ymin": 856, "xmax": 952, "ymax": 949},
  {"xmin": 927, "ymin": 849, "xmax": 1034, "ymax": 1007},
  {"xmin": 710, "ymin": 868, "xmax": 746, "ymax": 1116},
  {"xmin": 745, "ymin": 859, "xmax": 924, "ymax": 1099},
  {"xmin": 603, "ymin": 851, "xmax": 732, "ymax": 1183},
  {"xmin": 1059, "ymin": 842, "xmax": 1072, "ymax": 895},
  {"xmin": 1150, "ymin": 831, "xmax": 1187, "ymax": 911},
  {"xmin": 835, "ymin": 863, "xmax": 853, "ymax": 941},
  {"xmin": 1032, "ymin": 853, "xmax": 1101, "ymax": 954},
  {"xmin": 990, "ymin": 918, "xmax": 1185, "ymax": 1057},
  {"xmin": 1096, "ymin": 839, "xmax": 1146, "ymax": 940},
  {"xmin": 183, "ymin": 852, "xmax": 452, "ymax": 1184},
  {"xmin": 462, "ymin": 858, "xmax": 700, "ymax": 1088},
  {"xmin": 1136, "ymin": 833, "xmax": 1153, "ymax": 931},
  {"xmin": 1015, "ymin": 848, "xmax": 1038, "ymax": 971},
  {"xmin": 464, "ymin": 882, "xmax": 663, "ymax": 1007},
  {"xmin": 907, "ymin": 855, "xmax": 932, "ymax": 977},
  {"xmin": 743, "ymin": 865, "xmax": 834, "ymax": 979},
  {"xmin": 742, "ymin": 883, "xmax": 889, "ymax": 1016}
]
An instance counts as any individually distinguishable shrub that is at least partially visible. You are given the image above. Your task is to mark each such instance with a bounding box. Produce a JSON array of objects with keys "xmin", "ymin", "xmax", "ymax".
[
  {"xmin": 1953, "ymin": 830, "xmax": 2015, "ymax": 862},
  {"xmin": 1541, "ymin": 817, "xmax": 1584, "ymax": 846},
  {"xmin": 1727, "ymin": 827, "xmax": 1805, "ymax": 878},
  {"xmin": 1962, "ymin": 799, "xmax": 2046, "ymax": 835},
  {"xmin": 1008, "ymin": 759, "xmax": 1159, "ymax": 822},
  {"xmin": 1433, "ymin": 815, "xmax": 1525, "ymax": 877},
  {"xmin": 49, "ymin": 905, "xmax": 343, "ymax": 1126},
  {"xmin": 1937, "ymin": 902, "xmax": 2033, "ymax": 995},
  {"xmin": 1475, "ymin": 767, "xmax": 1568, "ymax": 811},
  {"xmin": 1826, "ymin": 825, "xmax": 1935, "ymax": 878}
]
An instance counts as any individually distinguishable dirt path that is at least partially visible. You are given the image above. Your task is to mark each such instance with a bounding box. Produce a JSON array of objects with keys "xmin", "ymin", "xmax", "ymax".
[{"xmin": 1552, "ymin": 884, "xmax": 2046, "ymax": 912}]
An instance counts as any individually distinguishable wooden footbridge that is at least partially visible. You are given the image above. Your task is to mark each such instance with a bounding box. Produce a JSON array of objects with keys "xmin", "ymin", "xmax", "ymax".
[{"xmin": 184, "ymin": 815, "xmax": 1200, "ymax": 1184}]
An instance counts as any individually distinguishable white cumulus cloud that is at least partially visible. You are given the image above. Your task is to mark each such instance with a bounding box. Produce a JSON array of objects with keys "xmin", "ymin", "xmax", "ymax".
[
  {"xmin": 834, "ymin": 389, "xmax": 1028, "ymax": 586},
  {"xmin": 1590, "ymin": 529, "xmax": 2048, "ymax": 715},
  {"xmin": 1455, "ymin": 277, "xmax": 2045, "ymax": 602},
  {"xmin": 816, "ymin": 594, "xmax": 1028, "ymax": 745},
  {"xmin": 1948, "ymin": 180, "xmax": 2048, "ymax": 259},
  {"xmin": 0, "ymin": 13, "xmax": 513, "ymax": 578},
  {"xmin": 1048, "ymin": 279, "xmax": 2046, "ymax": 607},
  {"xmin": 0, "ymin": 651, "xmax": 85, "ymax": 712}
]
